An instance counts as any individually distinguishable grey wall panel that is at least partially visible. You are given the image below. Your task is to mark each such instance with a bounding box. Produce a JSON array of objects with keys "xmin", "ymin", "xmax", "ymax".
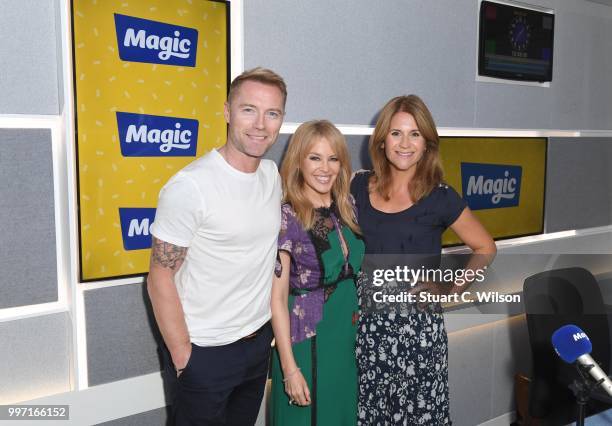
[
  {"xmin": 85, "ymin": 283, "xmax": 163, "ymax": 386},
  {"xmin": 347, "ymin": 135, "xmax": 373, "ymax": 172},
  {"xmin": 0, "ymin": 129, "xmax": 57, "ymax": 309},
  {"xmin": 0, "ymin": 313, "xmax": 71, "ymax": 404},
  {"xmin": 474, "ymin": 83, "xmax": 553, "ymax": 129},
  {"xmin": 584, "ymin": 15, "xmax": 612, "ymax": 129},
  {"xmin": 586, "ymin": 0, "xmax": 612, "ymax": 6},
  {"xmin": 551, "ymin": 1, "xmax": 612, "ymax": 130},
  {"xmin": 549, "ymin": 4, "xmax": 590, "ymax": 129},
  {"xmin": 96, "ymin": 407, "xmax": 169, "ymax": 426},
  {"xmin": 245, "ymin": 0, "xmax": 612, "ymax": 131},
  {"xmin": 500, "ymin": 234, "xmax": 612, "ymax": 254},
  {"xmin": 0, "ymin": 0, "xmax": 60, "ymax": 114},
  {"xmin": 490, "ymin": 316, "xmax": 532, "ymax": 418},
  {"xmin": 263, "ymin": 134, "xmax": 290, "ymax": 167},
  {"xmin": 244, "ymin": 0, "xmax": 476, "ymax": 127},
  {"xmin": 545, "ymin": 138, "xmax": 612, "ymax": 232},
  {"xmin": 448, "ymin": 325, "xmax": 495, "ymax": 426},
  {"xmin": 54, "ymin": 0, "xmax": 64, "ymax": 113}
]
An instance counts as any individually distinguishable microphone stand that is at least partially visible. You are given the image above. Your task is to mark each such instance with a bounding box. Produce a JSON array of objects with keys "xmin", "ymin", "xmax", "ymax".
[{"xmin": 570, "ymin": 362, "xmax": 607, "ymax": 426}]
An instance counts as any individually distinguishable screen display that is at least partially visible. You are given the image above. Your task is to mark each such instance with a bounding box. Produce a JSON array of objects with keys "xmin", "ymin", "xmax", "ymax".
[
  {"xmin": 440, "ymin": 137, "xmax": 547, "ymax": 246},
  {"xmin": 479, "ymin": 1, "xmax": 554, "ymax": 82}
]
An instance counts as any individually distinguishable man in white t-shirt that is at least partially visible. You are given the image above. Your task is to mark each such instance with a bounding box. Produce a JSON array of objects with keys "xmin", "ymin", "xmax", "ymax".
[{"xmin": 147, "ymin": 68, "xmax": 286, "ymax": 425}]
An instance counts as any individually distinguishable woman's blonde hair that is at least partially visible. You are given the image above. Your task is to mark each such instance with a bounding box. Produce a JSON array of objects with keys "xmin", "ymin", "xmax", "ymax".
[
  {"xmin": 281, "ymin": 120, "xmax": 360, "ymax": 234},
  {"xmin": 369, "ymin": 95, "xmax": 444, "ymax": 202}
]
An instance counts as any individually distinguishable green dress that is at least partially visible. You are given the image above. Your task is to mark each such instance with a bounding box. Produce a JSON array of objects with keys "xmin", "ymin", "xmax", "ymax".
[{"xmin": 270, "ymin": 203, "xmax": 365, "ymax": 426}]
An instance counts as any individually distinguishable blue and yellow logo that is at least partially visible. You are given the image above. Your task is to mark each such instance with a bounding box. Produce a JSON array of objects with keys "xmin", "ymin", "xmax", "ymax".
[
  {"xmin": 118, "ymin": 208, "xmax": 156, "ymax": 250},
  {"xmin": 114, "ymin": 14, "xmax": 198, "ymax": 67},
  {"xmin": 73, "ymin": 0, "xmax": 228, "ymax": 280},
  {"xmin": 461, "ymin": 162, "xmax": 522, "ymax": 210},
  {"xmin": 116, "ymin": 112, "xmax": 199, "ymax": 157}
]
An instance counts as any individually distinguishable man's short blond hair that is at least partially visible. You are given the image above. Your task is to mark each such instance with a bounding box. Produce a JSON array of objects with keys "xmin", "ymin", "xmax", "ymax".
[{"xmin": 227, "ymin": 67, "xmax": 287, "ymax": 108}]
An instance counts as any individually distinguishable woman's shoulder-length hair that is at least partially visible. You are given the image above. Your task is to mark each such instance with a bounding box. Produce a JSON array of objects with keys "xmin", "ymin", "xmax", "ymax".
[
  {"xmin": 368, "ymin": 95, "xmax": 444, "ymax": 202},
  {"xmin": 280, "ymin": 119, "xmax": 360, "ymax": 234}
]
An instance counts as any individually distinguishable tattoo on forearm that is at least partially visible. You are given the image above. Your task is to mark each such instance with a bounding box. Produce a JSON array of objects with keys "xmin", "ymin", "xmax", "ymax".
[{"xmin": 151, "ymin": 237, "xmax": 187, "ymax": 270}]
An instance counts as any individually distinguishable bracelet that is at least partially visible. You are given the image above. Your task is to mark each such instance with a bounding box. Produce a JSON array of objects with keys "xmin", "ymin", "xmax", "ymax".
[{"xmin": 282, "ymin": 367, "xmax": 301, "ymax": 382}]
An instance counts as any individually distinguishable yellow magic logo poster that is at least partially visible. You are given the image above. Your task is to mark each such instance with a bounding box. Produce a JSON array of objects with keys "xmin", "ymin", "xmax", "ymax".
[
  {"xmin": 72, "ymin": 0, "xmax": 228, "ymax": 281},
  {"xmin": 440, "ymin": 137, "xmax": 546, "ymax": 245}
]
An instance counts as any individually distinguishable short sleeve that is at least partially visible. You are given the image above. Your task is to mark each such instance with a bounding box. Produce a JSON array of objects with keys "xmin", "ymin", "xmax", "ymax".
[
  {"xmin": 349, "ymin": 193, "xmax": 358, "ymax": 221},
  {"xmin": 150, "ymin": 173, "xmax": 204, "ymax": 247},
  {"xmin": 278, "ymin": 203, "xmax": 299, "ymax": 254},
  {"xmin": 350, "ymin": 170, "xmax": 370, "ymax": 209},
  {"xmin": 275, "ymin": 203, "xmax": 299, "ymax": 276},
  {"xmin": 439, "ymin": 184, "xmax": 468, "ymax": 228}
]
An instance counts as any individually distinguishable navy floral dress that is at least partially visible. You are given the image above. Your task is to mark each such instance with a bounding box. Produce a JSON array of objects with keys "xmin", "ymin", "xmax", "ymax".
[{"xmin": 351, "ymin": 171, "xmax": 466, "ymax": 425}]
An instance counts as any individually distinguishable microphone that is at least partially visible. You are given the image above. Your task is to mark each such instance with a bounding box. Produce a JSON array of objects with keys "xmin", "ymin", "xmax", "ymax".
[{"xmin": 552, "ymin": 324, "xmax": 612, "ymax": 397}]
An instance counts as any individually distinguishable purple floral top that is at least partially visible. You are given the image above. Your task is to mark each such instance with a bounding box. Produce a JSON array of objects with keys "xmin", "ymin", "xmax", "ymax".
[{"xmin": 275, "ymin": 202, "xmax": 362, "ymax": 344}]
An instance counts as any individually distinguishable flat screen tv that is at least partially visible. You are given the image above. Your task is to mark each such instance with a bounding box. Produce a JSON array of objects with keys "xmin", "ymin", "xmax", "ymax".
[{"xmin": 478, "ymin": 1, "xmax": 554, "ymax": 82}]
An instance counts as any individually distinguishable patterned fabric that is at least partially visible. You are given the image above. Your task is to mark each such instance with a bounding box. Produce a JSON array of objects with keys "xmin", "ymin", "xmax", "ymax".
[
  {"xmin": 270, "ymin": 206, "xmax": 364, "ymax": 425},
  {"xmin": 276, "ymin": 202, "xmax": 358, "ymax": 343},
  {"xmin": 350, "ymin": 171, "xmax": 467, "ymax": 256},
  {"xmin": 351, "ymin": 170, "xmax": 465, "ymax": 425},
  {"xmin": 356, "ymin": 312, "xmax": 450, "ymax": 425}
]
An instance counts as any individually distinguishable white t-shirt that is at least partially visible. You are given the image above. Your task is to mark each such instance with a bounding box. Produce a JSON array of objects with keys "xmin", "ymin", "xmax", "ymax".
[{"xmin": 151, "ymin": 149, "xmax": 281, "ymax": 346}]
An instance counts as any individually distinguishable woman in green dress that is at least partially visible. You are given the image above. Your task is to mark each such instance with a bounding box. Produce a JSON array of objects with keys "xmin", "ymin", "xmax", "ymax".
[{"xmin": 270, "ymin": 120, "xmax": 364, "ymax": 425}]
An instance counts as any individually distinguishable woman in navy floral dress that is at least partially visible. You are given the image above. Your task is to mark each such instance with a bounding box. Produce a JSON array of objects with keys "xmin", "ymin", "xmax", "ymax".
[{"xmin": 351, "ymin": 95, "xmax": 496, "ymax": 425}]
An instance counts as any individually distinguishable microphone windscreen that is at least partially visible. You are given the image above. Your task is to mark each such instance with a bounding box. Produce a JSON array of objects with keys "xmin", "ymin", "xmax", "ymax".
[{"xmin": 551, "ymin": 324, "xmax": 592, "ymax": 363}]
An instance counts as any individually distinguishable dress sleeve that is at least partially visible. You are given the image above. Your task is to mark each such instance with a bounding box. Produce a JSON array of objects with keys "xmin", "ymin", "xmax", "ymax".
[
  {"xmin": 349, "ymin": 193, "xmax": 358, "ymax": 221},
  {"xmin": 440, "ymin": 184, "xmax": 468, "ymax": 228},
  {"xmin": 275, "ymin": 204, "xmax": 299, "ymax": 276},
  {"xmin": 278, "ymin": 203, "xmax": 298, "ymax": 254},
  {"xmin": 350, "ymin": 170, "xmax": 370, "ymax": 210}
]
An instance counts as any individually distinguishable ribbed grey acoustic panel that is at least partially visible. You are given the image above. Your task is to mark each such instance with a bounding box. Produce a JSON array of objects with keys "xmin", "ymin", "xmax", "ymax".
[
  {"xmin": 584, "ymin": 0, "xmax": 612, "ymax": 9},
  {"xmin": 245, "ymin": 1, "xmax": 612, "ymax": 131},
  {"xmin": 551, "ymin": 1, "xmax": 612, "ymax": 130},
  {"xmin": 0, "ymin": 129, "xmax": 57, "ymax": 309},
  {"xmin": 0, "ymin": 0, "xmax": 60, "ymax": 114},
  {"xmin": 447, "ymin": 317, "xmax": 534, "ymax": 423},
  {"xmin": 474, "ymin": 83, "xmax": 553, "ymax": 129},
  {"xmin": 244, "ymin": 0, "xmax": 476, "ymax": 127},
  {"xmin": 546, "ymin": 138, "xmax": 612, "ymax": 232},
  {"xmin": 582, "ymin": 13, "xmax": 612, "ymax": 130},
  {"xmin": 85, "ymin": 284, "xmax": 163, "ymax": 386},
  {"xmin": 448, "ymin": 325, "xmax": 494, "ymax": 425},
  {"xmin": 549, "ymin": 3, "xmax": 590, "ymax": 130},
  {"xmin": 53, "ymin": 0, "xmax": 65, "ymax": 112},
  {"xmin": 0, "ymin": 313, "xmax": 71, "ymax": 404},
  {"xmin": 490, "ymin": 316, "xmax": 532, "ymax": 417},
  {"xmin": 95, "ymin": 407, "xmax": 169, "ymax": 426},
  {"xmin": 263, "ymin": 134, "xmax": 290, "ymax": 167}
]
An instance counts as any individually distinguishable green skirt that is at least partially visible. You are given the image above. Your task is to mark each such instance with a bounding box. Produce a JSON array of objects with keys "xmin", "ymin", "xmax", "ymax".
[{"xmin": 270, "ymin": 278, "xmax": 359, "ymax": 426}]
